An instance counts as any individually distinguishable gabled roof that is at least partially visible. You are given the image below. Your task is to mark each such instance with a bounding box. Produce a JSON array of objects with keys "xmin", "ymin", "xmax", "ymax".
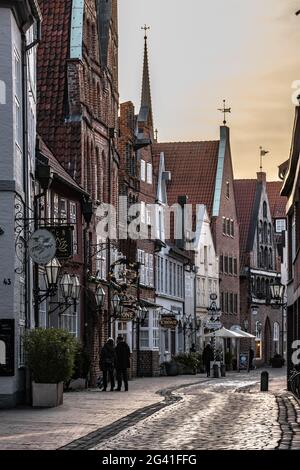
[
  {"xmin": 266, "ymin": 181, "xmax": 286, "ymax": 219},
  {"xmin": 234, "ymin": 180, "xmax": 259, "ymax": 266},
  {"xmin": 152, "ymin": 141, "xmax": 220, "ymax": 215}
]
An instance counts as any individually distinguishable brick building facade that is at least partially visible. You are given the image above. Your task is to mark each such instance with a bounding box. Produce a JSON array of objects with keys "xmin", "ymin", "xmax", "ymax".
[
  {"xmin": 37, "ymin": 0, "xmax": 120, "ymax": 385},
  {"xmin": 234, "ymin": 172, "xmax": 285, "ymax": 366}
]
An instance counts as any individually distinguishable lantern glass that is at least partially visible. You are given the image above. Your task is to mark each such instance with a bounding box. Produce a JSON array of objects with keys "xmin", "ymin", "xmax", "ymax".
[
  {"xmin": 45, "ymin": 258, "xmax": 61, "ymax": 289},
  {"xmin": 111, "ymin": 294, "xmax": 120, "ymax": 312},
  {"xmin": 71, "ymin": 275, "xmax": 81, "ymax": 301},
  {"xmin": 269, "ymin": 280, "xmax": 284, "ymax": 301},
  {"xmin": 60, "ymin": 272, "xmax": 73, "ymax": 299},
  {"xmin": 95, "ymin": 286, "xmax": 105, "ymax": 308}
]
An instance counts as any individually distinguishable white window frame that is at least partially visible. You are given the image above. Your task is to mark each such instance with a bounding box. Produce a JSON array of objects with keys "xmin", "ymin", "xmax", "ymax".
[
  {"xmin": 146, "ymin": 163, "xmax": 153, "ymax": 184},
  {"xmin": 275, "ymin": 219, "xmax": 286, "ymax": 233},
  {"xmin": 140, "ymin": 159, "xmax": 146, "ymax": 182}
]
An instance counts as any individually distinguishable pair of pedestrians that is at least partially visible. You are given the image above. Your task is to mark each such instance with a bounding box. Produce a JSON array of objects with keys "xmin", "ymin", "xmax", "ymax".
[{"xmin": 99, "ymin": 335, "xmax": 131, "ymax": 391}]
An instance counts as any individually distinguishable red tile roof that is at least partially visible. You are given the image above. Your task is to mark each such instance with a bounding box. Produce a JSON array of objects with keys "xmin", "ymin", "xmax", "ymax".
[
  {"xmin": 38, "ymin": 137, "xmax": 86, "ymax": 195},
  {"xmin": 37, "ymin": 1, "xmax": 80, "ymax": 174},
  {"xmin": 234, "ymin": 180, "xmax": 258, "ymax": 266},
  {"xmin": 266, "ymin": 181, "xmax": 287, "ymax": 219},
  {"xmin": 152, "ymin": 141, "xmax": 220, "ymax": 215}
]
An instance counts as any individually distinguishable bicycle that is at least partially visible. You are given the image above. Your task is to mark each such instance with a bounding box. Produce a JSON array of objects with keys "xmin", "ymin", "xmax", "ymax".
[{"xmin": 288, "ymin": 368, "xmax": 300, "ymax": 399}]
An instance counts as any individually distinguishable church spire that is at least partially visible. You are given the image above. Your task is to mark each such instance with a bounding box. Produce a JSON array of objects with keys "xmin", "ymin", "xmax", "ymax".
[{"xmin": 139, "ymin": 25, "xmax": 153, "ymax": 133}]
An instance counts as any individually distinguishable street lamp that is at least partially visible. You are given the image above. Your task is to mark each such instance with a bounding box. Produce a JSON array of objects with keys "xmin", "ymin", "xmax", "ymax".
[
  {"xmin": 269, "ymin": 277, "xmax": 285, "ymax": 304},
  {"xmin": 95, "ymin": 285, "xmax": 106, "ymax": 309},
  {"xmin": 71, "ymin": 275, "xmax": 81, "ymax": 302},
  {"xmin": 60, "ymin": 272, "xmax": 73, "ymax": 300},
  {"xmin": 111, "ymin": 293, "xmax": 120, "ymax": 315},
  {"xmin": 44, "ymin": 257, "xmax": 61, "ymax": 294},
  {"xmin": 251, "ymin": 305, "xmax": 259, "ymax": 316}
]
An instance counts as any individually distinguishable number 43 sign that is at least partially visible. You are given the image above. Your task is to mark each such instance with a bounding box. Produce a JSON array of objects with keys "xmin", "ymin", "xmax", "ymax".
[{"xmin": 3, "ymin": 279, "xmax": 11, "ymax": 286}]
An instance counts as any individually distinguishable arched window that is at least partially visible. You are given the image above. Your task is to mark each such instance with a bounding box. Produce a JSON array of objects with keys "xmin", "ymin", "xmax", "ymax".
[
  {"xmin": 257, "ymin": 277, "xmax": 261, "ymax": 296},
  {"xmin": 264, "ymin": 247, "xmax": 268, "ymax": 268},
  {"xmin": 259, "ymin": 220, "xmax": 263, "ymax": 243},
  {"xmin": 268, "ymin": 223, "xmax": 272, "ymax": 244},
  {"xmin": 269, "ymin": 248, "xmax": 273, "ymax": 270},
  {"xmin": 266, "ymin": 279, "xmax": 270, "ymax": 299},
  {"xmin": 263, "ymin": 222, "xmax": 268, "ymax": 244},
  {"xmin": 263, "ymin": 201, "xmax": 267, "ymax": 218}
]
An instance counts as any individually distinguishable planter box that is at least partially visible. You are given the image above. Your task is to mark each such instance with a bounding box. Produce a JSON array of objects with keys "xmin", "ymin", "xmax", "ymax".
[{"xmin": 32, "ymin": 382, "xmax": 64, "ymax": 408}]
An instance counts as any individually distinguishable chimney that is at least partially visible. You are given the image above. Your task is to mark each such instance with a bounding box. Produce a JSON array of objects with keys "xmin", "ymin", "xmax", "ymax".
[{"xmin": 257, "ymin": 172, "xmax": 266, "ymax": 184}]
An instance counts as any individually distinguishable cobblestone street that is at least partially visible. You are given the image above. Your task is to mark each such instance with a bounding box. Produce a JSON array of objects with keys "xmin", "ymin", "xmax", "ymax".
[
  {"xmin": 94, "ymin": 376, "xmax": 285, "ymax": 451},
  {"xmin": 1, "ymin": 368, "xmax": 299, "ymax": 450}
]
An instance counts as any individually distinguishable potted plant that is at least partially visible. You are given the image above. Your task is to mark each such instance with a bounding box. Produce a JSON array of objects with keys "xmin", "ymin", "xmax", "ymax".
[
  {"xmin": 270, "ymin": 354, "xmax": 285, "ymax": 368},
  {"xmin": 24, "ymin": 328, "xmax": 78, "ymax": 407},
  {"xmin": 174, "ymin": 353, "xmax": 199, "ymax": 375}
]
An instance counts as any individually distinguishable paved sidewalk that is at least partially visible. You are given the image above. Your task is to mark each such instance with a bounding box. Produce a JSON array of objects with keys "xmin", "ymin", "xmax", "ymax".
[
  {"xmin": 0, "ymin": 368, "xmax": 288, "ymax": 450},
  {"xmin": 0, "ymin": 375, "xmax": 207, "ymax": 450}
]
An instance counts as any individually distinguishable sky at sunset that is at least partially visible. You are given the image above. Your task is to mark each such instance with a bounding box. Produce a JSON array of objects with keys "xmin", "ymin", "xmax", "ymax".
[{"xmin": 118, "ymin": 0, "xmax": 300, "ymax": 180}]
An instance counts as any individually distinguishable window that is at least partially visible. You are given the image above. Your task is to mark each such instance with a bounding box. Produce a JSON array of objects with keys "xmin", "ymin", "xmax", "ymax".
[
  {"xmin": 230, "ymin": 220, "xmax": 234, "ymax": 237},
  {"xmin": 60, "ymin": 198, "xmax": 67, "ymax": 223},
  {"xmin": 233, "ymin": 258, "xmax": 238, "ymax": 276},
  {"xmin": 226, "ymin": 218, "xmax": 230, "ymax": 236},
  {"xmin": 146, "ymin": 163, "xmax": 153, "ymax": 184},
  {"xmin": 222, "ymin": 217, "xmax": 226, "ymax": 235},
  {"xmin": 70, "ymin": 201, "xmax": 78, "ymax": 255},
  {"xmin": 204, "ymin": 246, "xmax": 208, "ymax": 268},
  {"xmin": 53, "ymin": 194, "xmax": 59, "ymax": 222},
  {"xmin": 224, "ymin": 255, "xmax": 229, "ymax": 274},
  {"xmin": 201, "ymin": 278, "xmax": 205, "ymax": 306},
  {"xmin": 140, "ymin": 159, "xmax": 146, "ymax": 181},
  {"xmin": 229, "ymin": 257, "xmax": 233, "ymax": 275},
  {"xmin": 14, "ymin": 49, "xmax": 22, "ymax": 148},
  {"xmin": 219, "ymin": 254, "xmax": 223, "ymax": 274},
  {"xmin": 234, "ymin": 294, "xmax": 238, "ymax": 314},
  {"xmin": 221, "ymin": 292, "xmax": 224, "ymax": 312},
  {"xmin": 226, "ymin": 181, "xmax": 230, "ymax": 198},
  {"xmin": 275, "ymin": 219, "xmax": 286, "ymax": 233},
  {"xmin": 229, "ymin": 293, "xmax": 233, "ymax": 314},
  {"xmin": 153, "ymin": 310, "xmax": 160, "ymax": 348},
  {"xmin": 273, "ymin": 322, "xmax": 279, "ymax": 353},
  {"xmin": 225, "ymin": 293, "xmax": 228, "ymax": 313},
  {"xmin": 263, "ymin": 201, "xmax": 267, "ymax": 218},
  {"xmin": 140, "ymin": 330, "xmax": 149, "ymax": 349}
]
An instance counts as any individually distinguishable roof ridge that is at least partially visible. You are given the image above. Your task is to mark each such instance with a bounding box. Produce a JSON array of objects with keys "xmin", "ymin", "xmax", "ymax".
[{"xmin": 153, "ymin": 140, "xmax": 219, "ymax": 145}]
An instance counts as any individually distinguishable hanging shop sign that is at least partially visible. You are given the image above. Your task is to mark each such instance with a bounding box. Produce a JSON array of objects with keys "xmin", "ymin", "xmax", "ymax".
[
  {"xmin": 160, "ymin": 315, "xmax": 178, "ymax": 330},
  {"xmin": 115, "ymin": 310, "xmax": 135, "ymax": 322},
  {"xmin": 28, "ymin": 228, "xmax": 57, "ymax": 264},
  {"xmin": 0, "ymin": 319, "xmax": 15, "ymax": 377},
  {"xmin": 206, "ymin": 321, "xmax": 222, "ymax": 330},
  {"xmin": 46, "ymin": 226, "xmax": 73, "ymax": 259}
]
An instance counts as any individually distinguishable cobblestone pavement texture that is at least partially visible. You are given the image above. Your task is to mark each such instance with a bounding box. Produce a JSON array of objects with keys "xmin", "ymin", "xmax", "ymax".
[
  {"xmin": 0, "ymin": 368, "xmax": 299, "ymax": 450},
  {"xmin": 0, "ymin": 375, "xmax": 207, "ymax": 450}
]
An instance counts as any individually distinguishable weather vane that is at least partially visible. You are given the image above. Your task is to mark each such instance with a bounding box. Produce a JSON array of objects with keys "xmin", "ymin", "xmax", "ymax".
[
  {"xmin": 259, "ymin": 147, "xmax": 269, "ymax": 172},
  {"xmin": 218, "ymin": 99, "xmax": 231, "ymax": 125},
  {"xmin": 141, "ymin": 24, "xmax": 150, "ymax": 39}
]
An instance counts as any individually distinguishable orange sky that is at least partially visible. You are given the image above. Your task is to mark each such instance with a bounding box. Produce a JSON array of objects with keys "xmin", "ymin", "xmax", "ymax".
[{"xmin": 119, "ymin": 0, "xmax": 300, "ymax": 180}]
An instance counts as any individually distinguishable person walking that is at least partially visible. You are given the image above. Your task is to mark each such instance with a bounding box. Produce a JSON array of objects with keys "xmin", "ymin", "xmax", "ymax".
[
  {"xmin": 99, "ymin": 338, "xmax": 116, "ymax": 391},
  {"xmin": 115, "ymin": 335, "xmax": 131, "ymax": 391},
  {"xmin": 202, "ymin": 343, "xmax": 214, "ymax": 377}
]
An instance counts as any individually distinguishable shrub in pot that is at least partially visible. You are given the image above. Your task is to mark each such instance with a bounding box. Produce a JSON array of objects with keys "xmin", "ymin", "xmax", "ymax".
[
  {"xmin": 24, "ymin": 328, "xmax": 78, "ymax": 407},
  {"xmin": 174, "ymin": 353, "xmax": 199, "ymax": 375}
]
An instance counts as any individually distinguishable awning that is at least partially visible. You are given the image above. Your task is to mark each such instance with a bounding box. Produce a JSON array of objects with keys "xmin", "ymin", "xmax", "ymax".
[
  {"xmin": 232, "ymin": 329, "xmax": 255, "ymax": 339},
  {"xmin": 205, "ymin": 327, "xmax": 245, "ymax": 338}
]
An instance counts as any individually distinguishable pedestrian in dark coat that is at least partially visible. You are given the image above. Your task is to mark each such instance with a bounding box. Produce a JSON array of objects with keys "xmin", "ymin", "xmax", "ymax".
[
  {"xmin": 99, "ymin": 338, "xmax": 116, "ymax": 391},
  {"xmin": 115, "ymin": 335, "xmax": 131, "ymax": 391},
  {"xmin": 202, "ymin": 343, "xmax": 214, "ymax": 377}
]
